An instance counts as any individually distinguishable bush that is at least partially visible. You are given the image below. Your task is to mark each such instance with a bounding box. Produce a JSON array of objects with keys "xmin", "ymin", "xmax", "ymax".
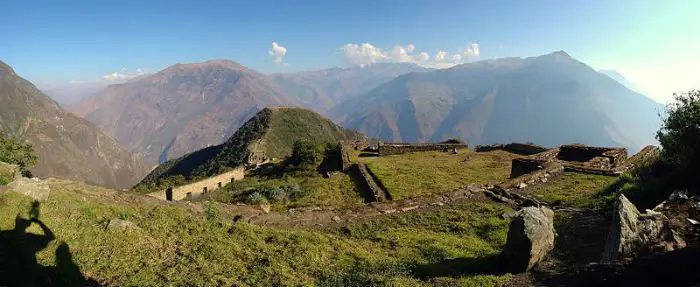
[
  {"xmin": 261, "ymin": 186, "xmax": 287, "ymax": 202},
  {"xmin": 289, "ymin": 140, "xmax": 322, "ymax": 166},
  {"xmin": 246, "ymin": 192, "xmax": 269, "ymax": 204},
  {"xmin": 657, "ymin": 90, "xmax": 700, "ymax": 174},
  {"xmin": 0, "ymin": 133, "xmax": 38, "ymax": 177}
]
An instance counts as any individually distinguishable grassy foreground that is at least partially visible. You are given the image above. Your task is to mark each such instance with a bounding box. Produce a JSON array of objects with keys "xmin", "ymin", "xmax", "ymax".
[
  {"xmin": 0, "ymin": 179, "xmax": 513, "ymax": 286},
  {"xmin": 526, "ymin": 172, "xmax": 620, "ymax": 209},
  {"xmin": 357, "ymin": 149, "xmax": 520, "ymax": 200}
]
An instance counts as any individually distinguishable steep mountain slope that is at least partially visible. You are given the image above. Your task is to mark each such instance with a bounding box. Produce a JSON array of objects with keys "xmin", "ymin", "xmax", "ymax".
[
  {"xmin": 70, "ymin": 60, "xmax": 300, "ymax": 164},
  {"xmin": 272, "ymin": 63, "xmax": 431, "ymax": 112},
  {"xmin": 598, "ymin": 69, "xmax": 646, "ymax": 96},
  {"xmin": 336, "ymin": 52, "xmax": 664, "ymax": 151},
  {"xmin": 0, "ymin": 60, "xmax": 148, "ymax": 189},
  {"xmin": 137, "ymin": 107, "xmax": 365, "ymax": 187}
]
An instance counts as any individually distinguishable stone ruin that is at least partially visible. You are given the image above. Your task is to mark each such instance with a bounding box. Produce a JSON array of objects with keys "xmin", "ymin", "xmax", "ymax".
[
  {"xmin": 377, "ymin": 141, "xmax": 468, "ymax": 156},
  {"xmin": 508, "ymin": 144, "xmax": 636, "ymax": 178}
]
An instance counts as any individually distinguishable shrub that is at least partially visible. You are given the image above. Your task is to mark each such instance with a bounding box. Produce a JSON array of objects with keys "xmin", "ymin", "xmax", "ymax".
[
  {"xmin": 289, "ymin": 140, "xmax": 322, "ymax": 166},
  {"xmin": 0, "ymin": 133, "xmax": 38, "ymax": 177},
  {"xmin": 204, "ymin": 202, "xmax": 219, "ymax": 221},
  {"xmin": 246, "ymin": 192, "xmax": 269, "ymax": 204},
  {"xmin": 657, "ymin": 90, "xmax": 700, "ymax": 174},
  {"xmin": 261, "ymin": 186, "xmax": 287, "ymax": 202}
]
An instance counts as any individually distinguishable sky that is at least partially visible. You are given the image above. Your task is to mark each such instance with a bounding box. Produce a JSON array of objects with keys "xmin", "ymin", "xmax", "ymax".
[{"xmin": 2, "ymin": 0, "xmax": 699, "ymax": 103}]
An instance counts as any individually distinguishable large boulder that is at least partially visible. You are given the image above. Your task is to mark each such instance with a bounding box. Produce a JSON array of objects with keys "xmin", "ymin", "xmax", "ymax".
[
  {"xmin": 602, "ymin": 195, "xmax": 686, "ymax": 263},
  {"xmin": 500, "ymin": 206, "xmax": 556, "ymax": 272},
  {"xmin": 6, "ymin": 177, "xmax": 50, "ymax": 201}
]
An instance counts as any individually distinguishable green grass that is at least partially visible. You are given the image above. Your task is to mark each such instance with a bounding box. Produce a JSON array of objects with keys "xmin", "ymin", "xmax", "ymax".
[
  {"xmin": 527, "ymin": 172, "xmax": 620, "ymax": 209},
  {"xmin": 0, "ymin": 179, "xmax": 513, "ymax": 286},
  {"xmin": 197, "ymin": 166, "xmax": 365, "ymax": 210},
  {"xmin": 0, "ymin": 176, "xmax": 7, "ymax": 185},
  {"xmin": 356, "ymin": 149, "xmax": 520, "ymax": 200}
]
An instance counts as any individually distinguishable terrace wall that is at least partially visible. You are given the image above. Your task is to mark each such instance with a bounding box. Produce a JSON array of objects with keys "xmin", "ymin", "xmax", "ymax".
[
  {"xmin": 378, "ymin": 143, "xmax": 468, "ymax": 156},
  {"xmin": 149, "ymin": 167, "xmax": 245, "ymax": 201},
  {"xmin": 475, "ymin": 143, "xmax": 548, "ymax": 155}
]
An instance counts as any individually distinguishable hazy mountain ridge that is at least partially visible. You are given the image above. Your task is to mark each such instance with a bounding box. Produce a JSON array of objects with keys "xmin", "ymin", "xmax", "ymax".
[
  {"xmin": 272, "ymin": 62, "xmax": 432, "ymax": 112},
  {"xmin": 335, "ymin": 52, "xmax": 664, "ymax": 151},
  {"xmin": 0, "ymin": 60, "xmax": 149, "ymax": 189},
  {"xmin": 70, "ymin": 60, "xmax": 301, "ymax": 164}
]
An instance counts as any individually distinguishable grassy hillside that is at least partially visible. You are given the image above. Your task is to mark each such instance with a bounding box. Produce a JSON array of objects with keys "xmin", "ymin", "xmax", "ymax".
[
  {"xmin": 1, "ymin": 178, "xmax": 512, "ymax": 286},
  {"xmin": 136, "ymin": 107, "xmax": 365, "ymax": 191}
]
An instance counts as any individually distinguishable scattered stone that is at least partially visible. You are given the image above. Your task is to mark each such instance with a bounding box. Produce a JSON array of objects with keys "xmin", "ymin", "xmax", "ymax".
[
  {"xmin": 332, "ymin": 216, "xmax": 341, "ymax": 223},
  {"xmin": 430, "ymin": 202, "xmax": 445, "ymax": 207},
  {"xmin": 106, "ymin": 219, "xmax": 140, "ymax": 231},
  {"xmin": 501, "ymin": 211, "xmax": 517, "ymax": 220},
  {"xmin": 401, "ymin": 205, "xmax": 420, "ymax": 212},
  {"xmin": 518, "ymin": 182, "xmax": 528, "ymax": 189},
  {"xmin": 258, "ymin": 204, "xmax": 271, "ymax": 214},
  {"xmin": 602, "ymin": 195, "xmax": 686, "ymax": 263},
  {"xmin": 7, "ymin": 177, "xmax": 50, "ymax": 201},
  {"xmin": 484, "ymin": 190, "xmax": 516, "ymax": 204},
  {"xmin": 687, "ymin": 218, "xmax": 699, "ymax": 225},
  {"xmin": 380, "ymin": 209, "xmax": 397, "ymax": 214},
  {"xmin": 500, "ymin": 206, "xmax": 556, "ymax": 273},
  {"xmin": 668, "ymin": 190, "xmax": 689, "ymax": 202},
  {"xmin": 311, "ymin": 207, "xmax": 323, "ymax": 211}
]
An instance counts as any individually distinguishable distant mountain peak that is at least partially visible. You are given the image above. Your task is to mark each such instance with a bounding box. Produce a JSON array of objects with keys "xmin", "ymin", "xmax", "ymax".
[
  {"xmin": 164, "ymin": 59, "xmax": 248, "ymax": 73},
  {"xmin": 0, "ymin": 60, "xmax": 16, "ymax": 76}
]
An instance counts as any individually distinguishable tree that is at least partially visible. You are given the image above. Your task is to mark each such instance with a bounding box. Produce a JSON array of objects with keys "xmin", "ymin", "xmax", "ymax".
[
  {"xmin": 289, "ymin": 140, "xmax": 321, "ymax": 166},
  {"xmin": 0, "ymin": 133, "xmax": 38, "ymax": 177},
  {"xmin": 656, "ymin": 90, "xmax": 700, "ymax": 173}
]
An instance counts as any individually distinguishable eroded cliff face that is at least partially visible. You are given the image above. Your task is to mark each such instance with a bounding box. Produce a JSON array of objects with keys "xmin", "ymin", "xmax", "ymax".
[{"xmin": 0, "ymin": 60, "xmax": 149, "ymax": 189}]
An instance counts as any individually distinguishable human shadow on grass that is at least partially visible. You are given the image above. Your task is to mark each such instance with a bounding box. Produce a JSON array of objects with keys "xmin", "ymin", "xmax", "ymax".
[
  {"xmin": 411, "ymin": 254, "xmax": 507, "ymax": 279},
  {"xmin": 0, "ymin": 201, "xmax": 99, "ymax": 287}
]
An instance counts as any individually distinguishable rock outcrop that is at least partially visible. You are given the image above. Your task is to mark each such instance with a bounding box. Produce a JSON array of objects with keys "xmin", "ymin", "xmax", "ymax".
[
  {"xmin": 500, "ymin": 206, "xmax": 556, "ymax": 272},
  {"xmin": 7, "ymin": 177, "xmax": 50, "ymax": 201},
  {"xmin": 106, "ymin": 219, "xmax": 140, "ymax": 231},
  {"xmin": 602, "ymin": 195, "xmax": 686, "ymax": 263}
]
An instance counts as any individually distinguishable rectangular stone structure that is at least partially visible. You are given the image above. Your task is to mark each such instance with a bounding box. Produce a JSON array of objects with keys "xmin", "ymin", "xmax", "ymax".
[{"xmin": 149, "ymin": 167, "xmax": 244, "ymax": 201}]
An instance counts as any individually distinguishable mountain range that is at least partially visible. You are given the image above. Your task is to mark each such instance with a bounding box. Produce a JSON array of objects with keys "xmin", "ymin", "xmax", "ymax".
[
  {"xmin": 332, "ymin": 52, "xmax": 663, "ymax": 150},
  {"xmin": 0, "ymin": 60, "xmax": 148, "ymax": 189},
  {"xmin": 70, "ymin": 61, "xmax": 427, "ymax": 164},
  {"xmin": 65, "ymin": 51, "xmax": 664, "ymax": 170}
]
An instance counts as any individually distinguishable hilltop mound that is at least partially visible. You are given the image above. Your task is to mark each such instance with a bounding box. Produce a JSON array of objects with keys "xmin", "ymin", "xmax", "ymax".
[
  {"xmin": 137, "ymin": 107, "xmax": 365, "ymax": 187},
  {"xmin": 0, "ymin": 60, "xmax": 148, "ymax": 189}
]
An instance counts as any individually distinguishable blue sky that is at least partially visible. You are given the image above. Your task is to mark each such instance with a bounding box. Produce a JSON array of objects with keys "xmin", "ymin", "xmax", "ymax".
[{"xmin": 2, "ymin": 0, "xmax": 699, "ymax": 102}]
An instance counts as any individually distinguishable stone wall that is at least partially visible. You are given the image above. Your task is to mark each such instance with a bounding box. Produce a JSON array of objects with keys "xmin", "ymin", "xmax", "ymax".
[
  {"xmin": 475, "ymin": 143, "xmax": 548, "ymax": 155},
  {"xmin": 149, "ymin": 167, "xmax": 245, "ymax": 201},
  {"xmin": 510, "ymin": 158, "xmax": 549, "ymax": 178},
  {"xmin": 378, "ymin": 143, "xmax": 468, "ymax": 156},
  {"xmin": 557, "ymin": 145, "xmax": 628, "ymax": 167}
]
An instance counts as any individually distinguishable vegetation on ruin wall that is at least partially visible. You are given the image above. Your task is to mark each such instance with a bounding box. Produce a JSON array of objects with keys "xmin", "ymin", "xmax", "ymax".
[
  {"xmin": 1, "ymin": 180, "xmax": 512, "ymax": 286},
  {"xmin": 358, "ymin": 149, "xmax": 521, "ymax": 200},
  {"xmin": 196, "ymin": 161, "xmax": 365, "ymax": 210}
]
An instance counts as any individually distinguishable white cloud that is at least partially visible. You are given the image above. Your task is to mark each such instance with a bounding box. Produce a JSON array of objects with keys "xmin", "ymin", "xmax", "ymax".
[
  {"xmin": 340, "ymin": 43, "xmax": 388, "ymax": 67},
  {"xmin": 102, "ymin": 68, "xmax": 146, "ymax": 81},
  {"xmin": 340, "ymin": 42, "xmax": 481, "ymax": 69},
  {"xmin": 268, "ymin": 42, "xmax": 287, "ymax": 64},
  {"xmin": 434, "ymin": 50, "xmax": 447, "ymax": 62},
  {"xmin": 461, "ymin": 43, "xmax": 480, "ymax": 58}
]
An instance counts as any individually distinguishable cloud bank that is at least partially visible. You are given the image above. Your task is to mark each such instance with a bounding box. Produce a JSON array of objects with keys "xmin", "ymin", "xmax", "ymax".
[
  {"xmin": 103, "ymin": 68, "xmax": 146, "ymax": 81},
  {"xmin": 340, "ymin": 42, "xmax": 480, "ymax": 68}
]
